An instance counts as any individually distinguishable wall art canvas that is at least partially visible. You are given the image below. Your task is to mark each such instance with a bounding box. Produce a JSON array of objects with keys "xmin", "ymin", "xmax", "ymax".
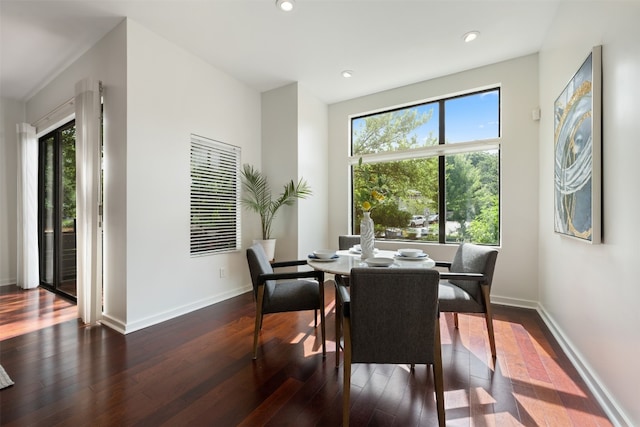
[{"xmin": 554, "ymin": 45, "xmax": 602, "ymax": 243}]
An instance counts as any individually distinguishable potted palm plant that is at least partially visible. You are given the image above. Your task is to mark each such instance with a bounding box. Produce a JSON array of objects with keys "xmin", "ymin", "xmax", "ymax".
[{"xmin": 240, "ymin": 164, "xmax": 312, "ymax": 261}]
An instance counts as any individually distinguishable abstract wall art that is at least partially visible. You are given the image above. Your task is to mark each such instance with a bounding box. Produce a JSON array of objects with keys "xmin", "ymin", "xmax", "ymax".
[{"xmin": 554, "ymin": 45, "xmax": 602, "ymax": 243}]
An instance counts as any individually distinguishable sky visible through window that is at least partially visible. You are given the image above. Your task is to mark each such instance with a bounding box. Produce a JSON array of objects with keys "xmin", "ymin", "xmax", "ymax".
[
  {"xmin": 412, "ymin": 103, "xmax": 438, "ymax": 146},
  {"xmin": 445, "ymin": 90, "xmax": 499, "ymax": 142},
  {"xmin": 353, "ymin": 90, "xmax": 499, "ymax": 147}
]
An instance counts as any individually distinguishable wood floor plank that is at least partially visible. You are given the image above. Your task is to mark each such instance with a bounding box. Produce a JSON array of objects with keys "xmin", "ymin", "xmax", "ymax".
[
  {"xmin": 511, "ymin": 381, "xmax": 548, "ymax": 426},
  {"xmin": 350, "ymin": 370, "xmax": 393, "ymax": 426},
  {"xmin": 374, "ymin": 365, "xmax": 412, "ymax": 417},
  {"xmin": 512, "ymin": 323, "xmax": 550, "ymax": 384},
  {"xmin": 237, "ymin": 377, "xmax": 305, "ymax": 426},
  {"xmin": 0, "ymin": 285, "xmax": 613, "ymax": 426}
]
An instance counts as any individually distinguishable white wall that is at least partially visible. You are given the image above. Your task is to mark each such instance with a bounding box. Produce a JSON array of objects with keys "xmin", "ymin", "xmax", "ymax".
[
  {"xmin": 124, "ymin": 19, "xmax": 261, "ymax": 331},
  {"xmin": 538, "ymin": 3, "xmax": 640, "ymax": 425},
  {"xmin": 0, "ymin": 98, "xmax": 25, "ymax": 285},
  {"xmin": 261, "ymin": 84, "xmax": 300, "ymax": 261},
  {"xmin": 260, "ymin": 83, "xmax": 329, "ymax": 261},
  {"xmin": 328, "ymin": 54, "xmax": 541, "ymax": 306},
  {"xmin": 297, "ymin": 84, "xmax": 329, "ymax": 258},
  {"xmin": 18, "ymin": 18, "xmax": 262, "ymax": 333}
]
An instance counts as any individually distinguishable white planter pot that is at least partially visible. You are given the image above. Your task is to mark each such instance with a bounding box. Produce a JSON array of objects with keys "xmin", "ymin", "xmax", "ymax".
[{"xmin": 253, "ymin": 239, "xmax": 277, "ymax": 262}]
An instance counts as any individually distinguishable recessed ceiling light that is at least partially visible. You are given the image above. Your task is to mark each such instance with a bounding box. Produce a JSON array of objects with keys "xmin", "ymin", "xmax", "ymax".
[
  {"xmin": 463, "ymin": 31, "xmax": 480, "ymax": 43},
  {"xmin": 276, "ymin": 0, "xmax": 295, "ymax": 12},
  {"xmin": 341, "ymin": 70, "xmax": 354, "ymax": 78}
]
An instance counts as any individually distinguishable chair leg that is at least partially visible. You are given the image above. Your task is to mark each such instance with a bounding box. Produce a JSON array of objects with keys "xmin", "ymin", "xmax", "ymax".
[
  {"xmin": 253, "ymin": 286, "xmax": 265, "ymax": 359},
  {"xmin": 342, "ymin": 318, "xmax": 352, "ymax": 427},
  {"xmin": 320, "ymin": 281, "xmax": 326, "ymax": 358},
  {"xmin": 481, "ymin": 285, "xmax": 497, "ymax": 358},
  {"xmin": 433, "ymin": 317, "xmax": 446, "ymax": 427},
  {"xmin": 314, "ymin": 309, "xmax": 318, "ymax": 327},
  {"xmin": 335, "ymin": 284, "xmax": 342, "ymax": 368},
  {"xmin": 453, "ymin": 312, "xmax": 459, "ymax": 329}
]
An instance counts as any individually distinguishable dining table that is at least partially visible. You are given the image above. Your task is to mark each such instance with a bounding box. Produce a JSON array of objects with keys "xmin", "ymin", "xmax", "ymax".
[
  {"xmin": 307, "ymin": 249, "xmax": 436, "ymax": 276},
  {"xmin": 307, "ymin": 248, "xmax": 437, "ymax": 367}
]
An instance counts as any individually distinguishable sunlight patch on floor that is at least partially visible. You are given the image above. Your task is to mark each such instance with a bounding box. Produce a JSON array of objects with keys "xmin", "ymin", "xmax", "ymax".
[
  {"xmin": 290, "ymin": 332, "xmax": 306, "ymax": 344},
  {"xmin": 470, "ymin": 386, "xmax": 497, "ymax": 405},
  {"xmin": 490, "ymin": 411, "xmax": 525, "ymax": 426},
  {"xmin": 444, "ymin": 388, "xmax": 470, "ymax": 409}
]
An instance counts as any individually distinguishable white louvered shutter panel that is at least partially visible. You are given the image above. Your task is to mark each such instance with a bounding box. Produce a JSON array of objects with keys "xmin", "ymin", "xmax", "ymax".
[{"xmin": 190, "ymin": 134, "xmax": 241, "ymax": 256}]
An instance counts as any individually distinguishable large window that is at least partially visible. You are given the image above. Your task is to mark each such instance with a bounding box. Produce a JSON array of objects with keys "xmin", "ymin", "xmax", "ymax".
[{"xmin": 350, "ymin": 88, "xmax": 500, "ymax": 245}]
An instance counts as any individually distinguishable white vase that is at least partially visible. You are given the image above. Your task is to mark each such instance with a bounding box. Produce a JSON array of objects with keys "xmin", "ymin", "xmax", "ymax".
[{"xmin": 360, "ymin": 211, "xmax": 375, "ymax": 260}]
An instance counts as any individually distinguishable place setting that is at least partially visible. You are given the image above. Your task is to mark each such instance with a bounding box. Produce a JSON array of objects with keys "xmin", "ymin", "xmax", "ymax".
[
  {"xmin": 308, "ymin": 249, "xmax": 339, "ymax": 262},
  {"xmin": 394, "ymin": 248, "xmax": 429, "ymax": 260},
  {"xmin": 348, "ymin": 244, "xmax": 379, "ymax": 254},
  {"xmin": 362, "ymin": 257, "xmax": 395, "ymax": 267}
]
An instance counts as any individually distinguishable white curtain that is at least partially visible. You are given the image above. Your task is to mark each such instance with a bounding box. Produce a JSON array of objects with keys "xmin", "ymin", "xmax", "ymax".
[
  {"xmin": 16, "ymin": 123, "xmax": 39, "ymax": 289},
  {"xmin": 75, "ymin": 78, "xmax": 103, "ymax": 324}
]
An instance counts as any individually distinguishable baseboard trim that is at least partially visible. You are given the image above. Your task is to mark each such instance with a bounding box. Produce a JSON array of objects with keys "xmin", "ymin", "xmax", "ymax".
[
  {"xmin": 100, "ymin": 315, "xmax": 126, "ymax": 334},
  {"xmin": 536, "ymin": 304, "xmax": 632, "ymax": 427},
  {"xmin": 490, "ymin": 294, "xmax": 538, "ymax": 309},
  {"xmin": 113, "ymin": 285, "xmax": 253, "ymax": 335}
]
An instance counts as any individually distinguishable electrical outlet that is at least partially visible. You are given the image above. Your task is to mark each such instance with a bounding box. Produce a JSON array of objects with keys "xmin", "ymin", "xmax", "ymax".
[{"xmin": 219, "ymin": 268, "xmax": 226, "ymax": 278}]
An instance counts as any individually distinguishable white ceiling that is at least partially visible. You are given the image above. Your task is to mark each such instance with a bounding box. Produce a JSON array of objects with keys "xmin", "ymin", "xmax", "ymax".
[{"xmin": 0, "ymin": 0, "xmax": 562, "ymax": 104}]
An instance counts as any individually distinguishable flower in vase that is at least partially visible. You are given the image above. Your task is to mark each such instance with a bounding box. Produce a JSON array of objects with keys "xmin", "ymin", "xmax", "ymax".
[
  {"xmin": 356, "ymin": 158, "xmax": 387, "ymax": 213},
  {"xmin": 361, "ymin": 190, "xmax": 385, "ymax": 212}
]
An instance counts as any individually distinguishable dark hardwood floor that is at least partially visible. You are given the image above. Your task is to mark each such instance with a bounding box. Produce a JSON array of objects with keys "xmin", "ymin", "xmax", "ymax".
[{"xmin": 0, "ymin": 283, "xmax": 611, "ymax": 426}]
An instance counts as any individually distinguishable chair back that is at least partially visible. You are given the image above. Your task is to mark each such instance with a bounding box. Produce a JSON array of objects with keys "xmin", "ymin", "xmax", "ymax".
[
  {"xmin": 246, "ymin": 243, "xmax": 275, "ymax": 296},
  {"xmin": 338, "ymin": 235, "xmax": 360, "ymax": 250},
  {"xmin": 348, "ymin": 268, "xmax": 440, "ymax": 364},
  {"xmin": 449, "ymin": 243, "xmax": 498, "ymax": 301}
]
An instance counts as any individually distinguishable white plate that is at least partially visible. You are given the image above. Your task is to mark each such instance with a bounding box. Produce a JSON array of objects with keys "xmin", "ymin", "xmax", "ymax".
[
  {"xmin": 397, "ymin": 248, "xmax": 423, "ymax": 257},
  {"xmin": 364, "ymin": 257, "xmax": 394, "ymax": 267},
  {"xmin": 395, "ymin": 253, "xmax": 429, "ymax": 261},
  {"xmin": 313, "ymin": 249, "xmax": 337, "ymax": 259},
  {"xmin": 308, "ymin": 256, "xmax": 338, "ymax": 262},
  {"xmin": 349, "ymin": 247, "xmax": 379, "ymax": 254}
]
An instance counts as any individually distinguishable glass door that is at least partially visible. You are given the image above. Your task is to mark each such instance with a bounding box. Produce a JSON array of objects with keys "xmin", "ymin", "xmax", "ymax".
[{"xmin": 39, "ymin": 120, "xmax": 77, "ymax": 301}]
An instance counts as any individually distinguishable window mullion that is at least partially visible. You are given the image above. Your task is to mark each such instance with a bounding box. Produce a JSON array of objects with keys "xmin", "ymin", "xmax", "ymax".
[{"xmin": 438, "ymin": 99, "xmax": 446, "ymax": 244}]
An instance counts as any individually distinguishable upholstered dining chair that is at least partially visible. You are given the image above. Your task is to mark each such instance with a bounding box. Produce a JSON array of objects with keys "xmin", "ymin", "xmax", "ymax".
[
  {"xmin": 338, "ymin": 234, "xmax": 360, "ymax": 251},
  {"xmin": 436, "ymin": 242, "xmax": 499, "ymax": 358},
  {"xmin": 333, "ymin": 235, "xmax": 360, "ymax": 367},
  {"xmin": 246, "ymin": 243, "xmax": 326, "ymax": 359},
  {"xmin": 335, "ymin": 234, "xmax": 360, "ymax": 288},
  {"xmin": 337, "ymin": 268, "xmax": 445, "ymax": 427}
]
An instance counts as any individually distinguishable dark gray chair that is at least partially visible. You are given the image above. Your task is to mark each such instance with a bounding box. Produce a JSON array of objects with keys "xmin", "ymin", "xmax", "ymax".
[
  {"xmin": 246, "ymin": 243, "xmax": 326, "ymax": 359},
  {"xmin": 334, "ymin": 235, "xmax": 360, "ymax": 367},
  {"xmin": 338, "ymin": 234, "xmax": 360, "ymax": 250},
  {"xmin": 336, "ymin": 234, "xmax": 360, "ymax": 287},
  {"xmin": 437, "ymin": 242, "xmax": 499, "ymax": 358},
  {"xmin": 337, "ymin": 268, "xmax": 445, "ymax": 427}
]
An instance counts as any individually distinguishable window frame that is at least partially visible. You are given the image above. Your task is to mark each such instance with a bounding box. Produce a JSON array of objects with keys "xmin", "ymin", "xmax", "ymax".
[
  {"xmin": 38, "ymin": 119, "xmax": 78, "ymax": 301},
  {"xmin": 349, "ymin": 87, "xmax": 501, "ymax": 245}
]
